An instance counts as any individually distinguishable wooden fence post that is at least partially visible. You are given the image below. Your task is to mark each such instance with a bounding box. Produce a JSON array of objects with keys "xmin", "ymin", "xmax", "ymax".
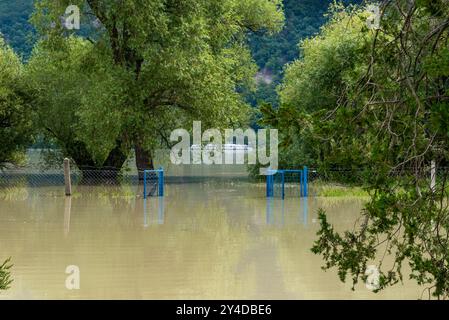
[{"xmin": 64, "ymin": 158, "xmax": 72, "ymax": 196}]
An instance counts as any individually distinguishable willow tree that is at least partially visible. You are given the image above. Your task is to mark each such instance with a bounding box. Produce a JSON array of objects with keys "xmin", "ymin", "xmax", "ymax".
[
  {"xmin": 29, "ymin": 0, "xmax": 284, "ymax": 173},
  {"xmin": 0, "ymin": 36, "xmax": 33, "ymax": 168},
  {"xmin": 260, "ymin": 4, "xmax": 373, "ymax": 176}
]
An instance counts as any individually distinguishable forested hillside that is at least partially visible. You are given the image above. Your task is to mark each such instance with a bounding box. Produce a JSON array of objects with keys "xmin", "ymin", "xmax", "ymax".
[
  {"xmin": 0, "ymin": 0, "xmax": 34, "ymax": 58},
  {"xmin": 250, "ymin": 0, "xmax": 361, "ymax": 74},
  {"xmin": 247, "ymin": 0, "xmax": 361, "ymax": 106}
]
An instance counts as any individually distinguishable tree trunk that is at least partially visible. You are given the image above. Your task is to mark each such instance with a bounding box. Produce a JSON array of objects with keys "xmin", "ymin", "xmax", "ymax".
[
  {"xmin": 76, "ymin": 141, "xmax": 128, "ymax": 185},
  {"xmin": 103, "ymin": 142, "xmax": 129, "ymax": 169},
  {"xmin": 135, "ymin": 145, "xmax": 154, "ymax": 180}
]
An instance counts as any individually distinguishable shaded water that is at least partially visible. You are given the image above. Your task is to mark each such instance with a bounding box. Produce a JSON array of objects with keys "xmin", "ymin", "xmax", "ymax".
[{"xmin": 0, "ymin": 181, "xmax": 421, "ymax": 299}]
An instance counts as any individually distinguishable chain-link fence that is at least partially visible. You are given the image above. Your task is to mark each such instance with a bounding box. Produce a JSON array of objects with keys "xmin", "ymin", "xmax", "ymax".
[
  {"xmin": 0, "ymin": 163, "xmax": 251, "ymax": 198},
  {"xmin": 277, "ymin": 166, "xmax": 444, "ymax": 198},
  {"xmin": 1, "ymin": 157, "xmax": 445, "ymax": 199},
  {"xmin": 0, "ymin": 167, "xmax": 142, "ymax": 187}
]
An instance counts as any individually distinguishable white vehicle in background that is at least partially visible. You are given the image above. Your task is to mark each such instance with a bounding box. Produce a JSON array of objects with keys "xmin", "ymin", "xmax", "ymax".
[
  {"xmin": 190, "ymin": 144, "xmax": 253, "ymax": 153},
  {"xmin": 223, "ymin": 144, "xmax": 234, "ymax": 151},
  {"xmin": 204, "ymin": 144, "xmax": 221, "ymax": 152},
  {"xmin": 190, "ymin": 144, "xmax": 202, "ymax": 151}
]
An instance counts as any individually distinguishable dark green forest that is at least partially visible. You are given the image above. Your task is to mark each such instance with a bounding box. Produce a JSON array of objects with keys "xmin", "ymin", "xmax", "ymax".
[
  {"xmin": 0, "ymin": 0, "xmax": 34, "ymax": 59},
  {"xmin": 249, "ymin": 0, "xmax": 362, "ymax": 105},
  {"xmin": 250, "ymin": 0, "xmax": 360, "ymax": 74}
]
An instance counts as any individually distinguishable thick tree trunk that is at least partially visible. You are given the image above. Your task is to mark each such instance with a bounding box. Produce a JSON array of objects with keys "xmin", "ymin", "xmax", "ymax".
[
  {"xmin": 67, "ymin": 142, "xmax": 97, "ymax": 168},
  {"xmin": 103, "ymin": 142, "xmax": 129, "ymax": 169},
  {"xmin": 135, "ymin": 145, "xmax": 154, "ymax": 180},
  {"xmin": 75, "ymin": 141, "xmax": 128, "ymax": 185}
]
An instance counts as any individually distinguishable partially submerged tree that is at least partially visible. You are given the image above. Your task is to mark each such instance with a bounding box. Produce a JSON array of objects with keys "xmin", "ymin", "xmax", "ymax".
[
  {"xmin": 26, "ymin": 37, "xmax": 130, "ymax": 171},
  {"xmin": 0, "ymin": 36, "xmax": 33, "ymax": 168},
  {"xmin": 29, "ymin": 0, "xmax": 284, "ymax": 174}
]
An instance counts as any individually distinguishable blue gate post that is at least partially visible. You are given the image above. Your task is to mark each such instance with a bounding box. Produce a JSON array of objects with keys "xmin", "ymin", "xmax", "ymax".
[
  {"xmin": 303, "ymin": 166, "xmax": 309, "ymax": 197},
  {"xmin": 266, "ymin": 173, "xmax": 270, "ymax": 197},
  {"xmin": 266, "ymin": 170, "xmax": 274, "ymax": 197},
  {"xmin": 143, "ymin": 170, "xmax": 147, "ymax": 199},
  {"xmin": 266, "ymin": 171, "xmax": 268, "ymax": 197},
  {"xmin": 281, "ymin": 171, "xmax": 285, "ymax": 200},
  {"xmin": 300, "ymin": 167, "xmax": 305, "ymax": 197},
  {"xmin": 158, "ymin": 167, "xmax": 164, "ymax": 197}
]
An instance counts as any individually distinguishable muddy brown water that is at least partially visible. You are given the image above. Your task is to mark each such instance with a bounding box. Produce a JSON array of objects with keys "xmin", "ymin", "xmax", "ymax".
[{"xmin": 0, "ymin": 181, "xmax": 422, "ymax": 299}]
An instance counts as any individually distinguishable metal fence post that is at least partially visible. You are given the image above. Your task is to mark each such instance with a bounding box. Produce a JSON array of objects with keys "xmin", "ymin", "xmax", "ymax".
[
  {"xmin": 303, "ymin": 166, "xmax": 309, "ymax": 197},
  {"xmin": 267, "ymin": 170, "xmax": 274, "ymax": 198},
  {"xmin": 158, "ymin": 167, "xmax": 164, "ymax": 197},
  {"xmin": 266, "ymin": 171, "xmax": 269, "ymax": 197}
]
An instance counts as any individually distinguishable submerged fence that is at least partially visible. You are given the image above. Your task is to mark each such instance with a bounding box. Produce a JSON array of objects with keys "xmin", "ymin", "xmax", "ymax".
[
  {"xmin": 143, "ymin": 168, "xmax": 165, "ymax": 198},
  {"xmin": 266, "ymin": 168, "xmax": 309, "ymax": 199},
  {"xmin": 0, "ymin": 168, "xmax": 143, "ymax": 187},
  {"xmin": 1, "ymin": 161, "xmax": 446, "ymax": 198},
  {"xmin": 265, "ymin": 166, "xmax": 447, "ymax": 198}
]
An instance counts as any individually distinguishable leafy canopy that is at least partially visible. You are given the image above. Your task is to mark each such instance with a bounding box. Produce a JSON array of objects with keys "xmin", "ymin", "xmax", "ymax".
[
  {"xmin": 0, "ymin": 36, "xmax": 33, "ymax": 167},
  {"xmin": 28, "ymin": 0, "xmax": 284, "ymax": 168}
]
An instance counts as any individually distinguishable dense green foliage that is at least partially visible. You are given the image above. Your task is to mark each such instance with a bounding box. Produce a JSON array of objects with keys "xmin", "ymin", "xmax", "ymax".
[
  {"xmin": 0, "ymin": 0, "xmax": 359, "ymax": 109},
  {"xmin": 26, "ymin": 0, "xmax": 284, "ymax": 171},
  {"xmin": 262, "ymin": 0, "xmax": 449, "ymax": 298},
  {"xmin": 246, "ymin": 0, "xmax": 361, "ymax": 107},
  {"xmin": 260, "ymin": 5, "xmax": 371, "ymax": 174},
  {"xmin": 0, "ymin": 0, "xmax": 338, "ymax": 69},
  {"xmin": 0, "ymin": 257, "xmax": 13, "ymax": 290},
  {"xmin": 249, "ymin": 0, "xmax": 360, "ymax": 75},
  {"xmin": 0, "ymin": 36, "xmax": 33, "ymax": 168}
]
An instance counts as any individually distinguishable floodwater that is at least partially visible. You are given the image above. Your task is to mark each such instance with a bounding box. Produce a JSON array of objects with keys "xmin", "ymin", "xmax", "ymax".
[{"xmin": 0, "ymin": 181, "xmax": 422, "ymax": 300}]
